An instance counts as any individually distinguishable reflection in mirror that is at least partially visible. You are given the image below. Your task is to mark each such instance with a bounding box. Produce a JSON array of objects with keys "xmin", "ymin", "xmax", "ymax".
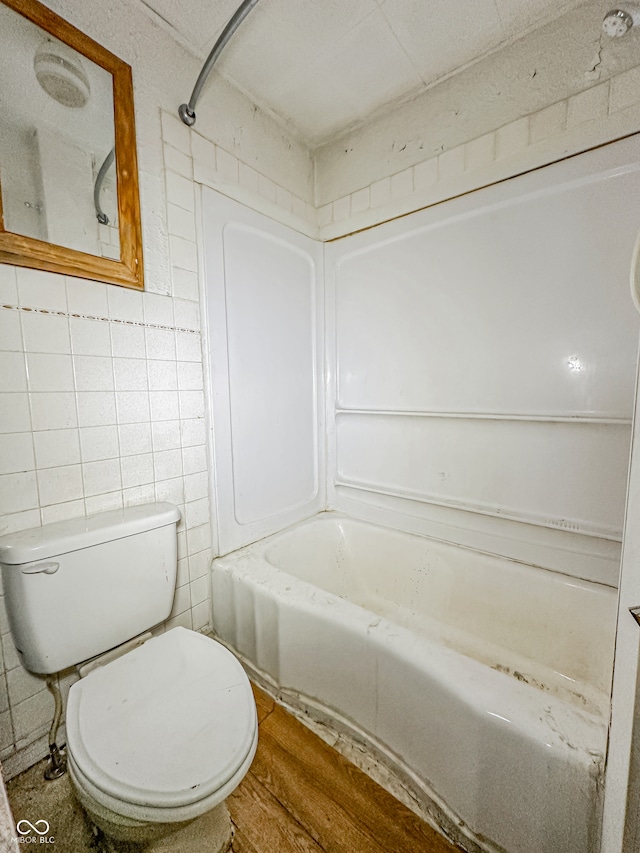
[{"xmin": 0, "ymin": 3, "xmax": 120, "ymax": 259}]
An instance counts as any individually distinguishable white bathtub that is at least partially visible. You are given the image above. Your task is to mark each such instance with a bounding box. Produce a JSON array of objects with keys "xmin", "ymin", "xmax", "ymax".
[{"xmin": 210, "ymin": 512, "xmax": 617, "ymax": 853}]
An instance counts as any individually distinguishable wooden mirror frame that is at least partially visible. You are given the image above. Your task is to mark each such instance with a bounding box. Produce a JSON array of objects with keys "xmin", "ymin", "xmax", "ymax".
[{"xmin": 0, "ymin": 0, "xmax": 144, "ymax": 289}]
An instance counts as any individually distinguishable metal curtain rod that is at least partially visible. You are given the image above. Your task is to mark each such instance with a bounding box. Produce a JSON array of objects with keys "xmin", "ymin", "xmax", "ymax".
[
  {"xmin": 178, "ymin": 0, "xmax": 260, "ymax": 127},
  {"xmin": 94, "ymin": 147, "xmax": 115, "ymax": 225}
]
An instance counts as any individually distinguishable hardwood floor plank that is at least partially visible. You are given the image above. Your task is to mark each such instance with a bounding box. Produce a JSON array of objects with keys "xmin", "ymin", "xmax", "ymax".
[
  {"xmin": 258, "ymin": 704, "xmax": 460, "ymax": 853},
  {"xmin": 251, "ymin": 685, "xmax": 275, "ymax": 724},
  {"xmin": 229, "ymin": 770, "xmax": 324, "ymax": 853}
]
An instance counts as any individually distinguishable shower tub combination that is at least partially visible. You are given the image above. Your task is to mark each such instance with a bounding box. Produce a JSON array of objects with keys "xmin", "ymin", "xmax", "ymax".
[{"xmin": 210, "ymin": 513, "xmax": 617, "ymax": 853}]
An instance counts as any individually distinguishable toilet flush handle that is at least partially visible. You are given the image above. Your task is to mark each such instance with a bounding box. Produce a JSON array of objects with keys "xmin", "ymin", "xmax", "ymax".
[{"xmin": 21, "ymin": 561, "xmax": 60, "ymax": 575}]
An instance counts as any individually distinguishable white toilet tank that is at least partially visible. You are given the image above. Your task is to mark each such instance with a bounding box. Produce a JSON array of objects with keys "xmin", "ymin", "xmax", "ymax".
[{"xmin": 0, "ymin": 503, "xmax": 180, "ymax": 675}]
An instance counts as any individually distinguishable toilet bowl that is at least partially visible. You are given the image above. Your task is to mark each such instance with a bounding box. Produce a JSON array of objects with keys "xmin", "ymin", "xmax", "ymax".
[{"xmin": 65, "ymin": 627, "xmax": 258, "ymax": 849}]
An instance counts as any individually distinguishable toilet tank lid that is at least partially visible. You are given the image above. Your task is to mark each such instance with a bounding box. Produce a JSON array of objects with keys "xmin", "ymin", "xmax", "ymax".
[{"xmin": 0, "ymin": 503, "xmax": 180, "ymax": 565}]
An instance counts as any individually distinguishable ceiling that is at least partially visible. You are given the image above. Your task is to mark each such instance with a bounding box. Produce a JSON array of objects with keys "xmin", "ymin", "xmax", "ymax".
[{"xmin": 140, "ymin": 0, "xmax": 588, "ymax": 148}]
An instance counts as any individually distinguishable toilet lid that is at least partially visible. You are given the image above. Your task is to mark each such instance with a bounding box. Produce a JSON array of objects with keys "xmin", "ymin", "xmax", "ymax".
[{"xmin": 66, "ymin": 627, "xmax": 257, "ymax": 809}]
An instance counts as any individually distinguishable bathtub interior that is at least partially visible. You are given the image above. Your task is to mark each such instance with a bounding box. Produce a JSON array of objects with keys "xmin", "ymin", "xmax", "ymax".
[{"xmin": 263, "ymin": 513, "xmax": 617, "ymax": 715}]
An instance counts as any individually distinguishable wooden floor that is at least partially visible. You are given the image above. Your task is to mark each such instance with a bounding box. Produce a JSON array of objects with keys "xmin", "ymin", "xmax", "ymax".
[{"xmin": 230, "ymin": 685, "xmax": 462, "ymax": 853}]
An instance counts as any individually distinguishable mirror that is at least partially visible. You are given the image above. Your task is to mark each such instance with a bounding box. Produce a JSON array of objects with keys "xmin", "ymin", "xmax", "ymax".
[{"xmin": 0, "ymin": 0, "xmax": 143, "ymax": 289}]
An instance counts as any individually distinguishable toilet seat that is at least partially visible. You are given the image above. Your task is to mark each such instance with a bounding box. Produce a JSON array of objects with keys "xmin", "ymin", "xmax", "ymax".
[{"xmin": 66, "ymin": 627, "xmax": 257, "ymax": 818}]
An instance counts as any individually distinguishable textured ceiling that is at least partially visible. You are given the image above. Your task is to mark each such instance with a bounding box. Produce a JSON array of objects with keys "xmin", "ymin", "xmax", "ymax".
[{"xmin": 140, "ymin": 0, "xmax": 588, "ymax": 148}]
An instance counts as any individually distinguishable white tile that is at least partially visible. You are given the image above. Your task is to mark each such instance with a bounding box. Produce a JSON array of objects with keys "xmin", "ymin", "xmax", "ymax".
[
  {"xmin": 148, "ymin": 360, "xmax": 178, "ymax": 391},
  {"xmin": 191, "ymin": 601, "xmax": 210, "ymax": 632},
  {"xmin": 0, "ymin": 507, "xmax": 40, "ymax": 534},
  {"xmin": 111, "ymin": 323, "xmax": 146, "ymax": 359},
  {"xmin": 184, "ymin": 471, "xmax": 208, "ymax": 503},
  {"xmin": 171, "ymin": 268, "xmax": 199, "ymax": 302},
  {"xmin": 179, "ymin": 390, "xmax": 205, "ymax": 420},
  {"xmin": 390, "ymin": 167, "xmax": 414, "ymax": 200},
  {"xmin": 188, "ymin": 548, "xmax": 211, "ymax": 581},
  {"xmin": 258, "ymin": 174, "xmax": 277, "ymax": 203},
  {"xmin": 164, "ymin": 145, "xmax": 193, "ymax": 179},
  {"xmin": 316, "ymin": 204, "xmax": 333, "ymax": 229},
  {"xmin": 610, "ymin": 66, "xmax": 640, "ymax": 113},
  {"xmin": 30, "ymin": 392, "xmax": 78, "ymax": 430},
  {"xmin": 107, "ymin": 286, "xmax": 144, "ymax": 323},
  {"xmin": 41, "ymin": 499, "xmax": 85, "ymax": 524},
  {"xmin": 33, "ymin": 429, "xmax": 81, "ymax": 469},
  {"xmin": 530, "ymin": 101, "xmax": 567, "ymax": 144},
  {"xmin": 116, "ymin": 391, "xmax": 151, "ymax": 424},
  {"xmin": 189, "ymin": 575, "xmax": 209, "ymax": 607},
  {"xmin": 438, "ymin": 146, "xmax": 465, "ymax": 180},
  {"xmin": 177, "ymin": 529, "xmax": 187, "ymax": 560},
  {"xmin": 0, "ymin": 434, "xmax": 34, "ymax": 475},
  {"xmin": 83, "ymin": 459, "xmax": 122, "ymax": 497},
  {"xmin": 0, "ymin": 353, "xmax": 27, "ymax": 392},
  {"xmin": 85, "ymin": 492, "xmax": 123, "ymax": 515},
  {"xmin": 120, "ymin": 453, "xmax": 154, "ymax": 489},
  {"xmin": 0, "ymin": 266, "xmax": 17, "ymax": 304},
  {"xmin": 17, "ymin": 268, "xmax": 67, "ymax": 311},
  {"xmin": 66, "ymin": 278, "xmax": 109, "ymax": 317},
  {"xmin": 185, "ymin": 498, "xmax": 209, "ymax": 529},
  {"xmin": 161, "ymin": 111, "xmax": 192, "ymax": 155},
  {"xmin": 70, "ymin": 318, "xmax": 112, "ymax": 357},
  {"xmin": 276, "ymin": 186, "xmax": 294, "ymax": 213},
  {"xmin": 495, "ymin": 117, "xmax": 529, "ymax": 161},
  {"xmin": 215, "ymin": 147, "xmax": 239, "ymax": 184},
  {"xmin": 21, "ymin": 312, "xmax": 70, "ymax": 354},
  {"xmin": 238, "ymin": 162, "xmax": 260, "ymax": 195},
  {"xmin": 369, "ymin": 177, "xmax": 392, "ymax": 210},
  {"xmin": 165, "ymin": 610, "xmax": 192, "ymax": 631},
  {"xmin": 76, "ymin": 392, "xmax": 117, "ymax": 428},
  {"xmin": 413, "ymin": 158, "xmax": 438, "ymax": 192},
  {"xmin": 146, "ymin": 328, "xmax": 176, "ymax": 361},
  {"xmin": 465, "ymin": 133, "xmax": 496, "ymax": 172},
  {"xmin": 0, "ymin": 394, "xmax": 31, "ymax": 433},
  {"xmin": 177, "ymin": 558, "xmax": 189, "ymax": 588},
  {"xmin": 143, "ymin": 293, "xmax": 174, "ymax": 328},
  {"xmin": 11, "ymin": 689, "xmax": 51, "ymax": 743},
  {"xmin": 118, "ymin": 422, "xmax": 152, "ymax": 456},
  {"xmin": 152, "ymin": 420, "xmax": 181, "ymax": 452},
  {"xmin": 351, "ymin": 186, "xmax": 370, "ymax": 214},
  {"xmin": 37, "ymin": 464, "xmax": 83, "ymax": 506},
  {"xmin": 170, "ymin": 584, "xmax": 191, "ymax": 619},
  {"xmin": 177, "ymin": 362, "xmax": 203, "ymax": 391},
  {"xmin": 73, "ymin": 355, "xmax": 115, "ymax": 391},
  {"xmin": 180, "ymin": 418, "xmax": 206, "ymax": 448},
  {"xmin": 123, "ymin": 484, "xmax": 156, "ymax": 507},
  {"xmin": 182, "ymin": 444, "xmax": 207, "ymax": 476},
  {"xmin": 0, "ymin": 310, "xmax": 23, "ymax": 351},
  {"xmin": 175, "ymin": 332, "xmax": 201, "ymax": 362},
  {"xmin": 155, "ymin": 477, "xmax": 184, "ymax": 506},
  {"xmin": 6, "ymin": 667, "xmax": 48, "ymax": 707},
  {"xmin": 167, "ymin": 204, "xmax": 196, "ymax": 243},
  {"xmin": 190, "ymin": 133, "xmax": 216, "ymax": 168},
  {"xmin": 170, "ymin": 236, "xmax": 198, "ymax": 273},
  {"xmin": 333, "ymin": 196, "xmax": 351, "ymax": 222},
  {"xmin": 2, "ymin": 632, "xmax": 20, "ymax": 672},
  {"xmin": 113, "ymin": 358, "xmax": 148, "ymax": 391},
  {"xmin": 26, "ymin": 353, "xmax": 74, "ymax": 392},
  {"xmin": 154, "ymin": 449, "xmax": 182, "ymax": 481},
  {"xmin": 567, "ymin": 83, "xmax": 609, "ymax": 127},
  {"xmin": 79, "ymin": 425, "xmax": 119, "ymax": 462},
  {"xmin": 149, "ymin": 391, "xmax": 180, "ymax": 422},
  {"xmin": 174, "ymin": 299, "xmax": 200, "ymax": 332},
  {"xmin": 165, "ymin": 172, "xmax": 195, "ymax": 212}
]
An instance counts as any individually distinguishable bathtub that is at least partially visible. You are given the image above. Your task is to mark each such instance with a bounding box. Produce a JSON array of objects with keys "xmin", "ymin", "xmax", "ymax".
[{"xmin": 210, "ymin": 512, "xmax": 617, "ymax": 853}]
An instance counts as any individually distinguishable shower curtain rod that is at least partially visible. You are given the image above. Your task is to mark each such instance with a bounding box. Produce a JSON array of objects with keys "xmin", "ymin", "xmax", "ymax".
[
  {"xmin": 94, "ymin": 147, "xmax": 115, "ymax": 225},
  {"xmin": 178, "ymin": 0, "xmax": 260, "ymax": 127}
]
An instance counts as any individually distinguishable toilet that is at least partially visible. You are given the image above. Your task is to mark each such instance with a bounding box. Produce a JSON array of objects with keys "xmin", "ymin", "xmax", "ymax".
[{"xmin": 0, "ymin": 502, "xmax": 257, "ymax": 852}]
